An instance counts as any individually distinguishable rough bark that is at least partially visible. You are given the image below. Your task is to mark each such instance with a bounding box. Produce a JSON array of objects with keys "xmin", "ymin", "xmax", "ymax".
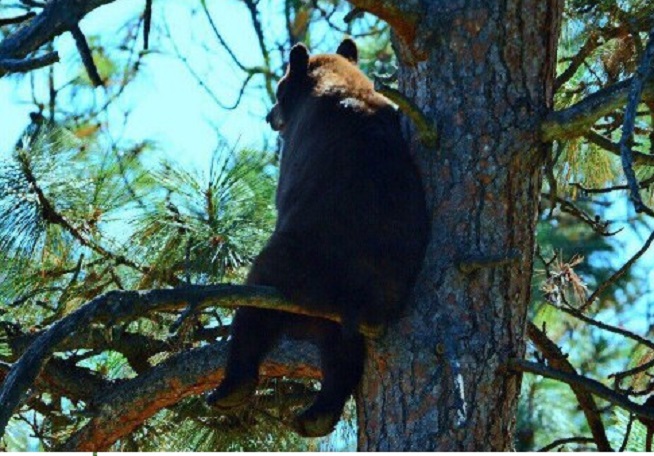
[{"xmin": 356, "ymin": 1, "xmax": 563, "ymax": 450}]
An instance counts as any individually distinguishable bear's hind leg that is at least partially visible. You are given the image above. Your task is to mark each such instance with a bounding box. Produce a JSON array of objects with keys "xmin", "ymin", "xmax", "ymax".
[
  {"xmin": 207, "ymin": 308, "xmax": 285, "ymax": 410},
  {"xmin": 293, "ymin": 324, "xmax": 365, "ymax": 437}
]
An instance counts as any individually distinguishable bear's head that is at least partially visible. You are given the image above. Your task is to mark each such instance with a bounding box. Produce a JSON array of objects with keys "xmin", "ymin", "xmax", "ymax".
[{"xmin": 266, "ymin": 38, "xmax": 384, "ymax": 132}]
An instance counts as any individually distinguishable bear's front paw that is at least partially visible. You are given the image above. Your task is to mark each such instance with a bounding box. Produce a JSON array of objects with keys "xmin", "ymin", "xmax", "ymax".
[
  {"xmin": 206, "ymin": 377, "xmax": 257, "ymax": 411},
  {"xmin": 292, "ymin": 405, "xmax": 341, "ymax": 437}
]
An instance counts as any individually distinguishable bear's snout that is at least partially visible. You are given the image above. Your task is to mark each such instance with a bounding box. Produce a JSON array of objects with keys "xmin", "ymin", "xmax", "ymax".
[{"xmin": 266, "ymin": 104, "xmax": 285, "ymax": 131}]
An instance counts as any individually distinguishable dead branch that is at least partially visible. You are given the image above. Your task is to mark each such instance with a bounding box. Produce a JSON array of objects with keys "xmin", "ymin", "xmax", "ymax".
[
  {"xmin": 0, "ymin": 284, "xmax": 382, "ymax": 437},
  {"xmin": 618, "ymin": 28, "xmax": 654, "ymax": 216},
  {"xmin": 508, "ymin": 359, "xmax": 654, "ymax": 422},
  {"xmin": 527, "ymin": 322, "xmax": 611, "ymax": 451}
]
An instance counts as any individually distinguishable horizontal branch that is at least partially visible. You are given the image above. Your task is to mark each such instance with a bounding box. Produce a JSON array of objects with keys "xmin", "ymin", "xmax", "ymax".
[
  {"xmin": 0, "ymin": 284, "xmax": 381, "ymax": 437},
  {"xmin": 542, "ymin": 77, "xmax": 654, "ymax": 142},
  {"xmin": 0, "ymin": 51, "xmax": 58, "ymax": 72},
  {"xmin": 508, "ymin": 359, "xmax": 654, "ymax": 421},
  {"xmin": 58, "ymin": 339, "xmax": 320, "ymax": 451}
]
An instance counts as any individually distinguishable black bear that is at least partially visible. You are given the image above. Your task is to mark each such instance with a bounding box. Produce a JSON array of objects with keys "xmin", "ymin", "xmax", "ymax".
[{"xmin": 207, "ymin": 39, "xmax": 428, "ymax": 437}]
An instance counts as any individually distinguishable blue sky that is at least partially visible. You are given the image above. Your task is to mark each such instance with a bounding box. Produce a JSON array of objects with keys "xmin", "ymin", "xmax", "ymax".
[{"xmin": 0, "ymin": 0, "xmax": 280, "ymax": 163}]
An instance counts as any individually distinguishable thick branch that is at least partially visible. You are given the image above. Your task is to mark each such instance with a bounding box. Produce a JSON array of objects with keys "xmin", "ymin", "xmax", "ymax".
[
  {"xmin": 542, "ymin": 78, "xmax": 654, "ymax": 142},
  {"xmin": 527, "ymin": 322, "xmax": 611, "ymax": 451},
  {"xmin": 508, "ymin": 359, "xmax": 654, "ymax": 421},
  {"xmin": 0, "ymin": 284, "xmax": 381, "ymax": 437},
  {"xmin": 58, "ymin": 339, "xmax": 320, "ymax": 451},
  {"xmin": 0, "ymin": 0, "xmax": 116, "ymax": 77}
]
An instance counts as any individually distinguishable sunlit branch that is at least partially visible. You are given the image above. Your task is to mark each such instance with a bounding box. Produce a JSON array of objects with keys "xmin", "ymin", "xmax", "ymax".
[{"xmin": 56, "ymin": 338, "xmax": 320, "ymax": 451}]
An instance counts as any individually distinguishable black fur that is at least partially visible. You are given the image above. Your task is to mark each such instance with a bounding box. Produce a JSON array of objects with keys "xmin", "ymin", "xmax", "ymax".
[{"xmin": 207, "ymin": 40, "xmax": 428, "ymax": 437}]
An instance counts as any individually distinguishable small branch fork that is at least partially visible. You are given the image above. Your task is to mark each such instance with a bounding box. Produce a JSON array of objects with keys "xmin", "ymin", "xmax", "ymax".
[
  {"xmin": 0, "ymin": 0, "xmax": 115, "ymax": 84},
  {"xmin": 0, "ymin": 284, "xmax": 381, "ymax": 439}
]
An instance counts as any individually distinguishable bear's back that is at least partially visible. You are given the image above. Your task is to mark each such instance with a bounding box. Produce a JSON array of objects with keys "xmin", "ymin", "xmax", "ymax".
[{"xmin": 249, "ymin": 52, "xmax": 428, "ymax": 324}]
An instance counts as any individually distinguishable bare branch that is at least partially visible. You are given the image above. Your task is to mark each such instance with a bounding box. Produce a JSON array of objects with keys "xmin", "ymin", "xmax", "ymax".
[
  {"xmin": 618, "ymin": 28, "xmax": 654, "ymax": 216},
  {"xmin": 0, "ymin": 284, "xmax": 382, "ymax": 437},
  {"xmin": 0, "ymin": 51, "xmax": 58, "ymax": 72},
  {"xmin": 0, "ymin": 0, "xmax": 117, "ymax": 77},
  {"xmin": 527, "ymin": 322, "xmax": 611, "ymax": 451},
  {"xmin": 508, "ymin": 359, "xmax": 654, "ymax": 422},
  {"xmin": 542, "ymin": 78, "xmax": 654, "ymax": 142}
]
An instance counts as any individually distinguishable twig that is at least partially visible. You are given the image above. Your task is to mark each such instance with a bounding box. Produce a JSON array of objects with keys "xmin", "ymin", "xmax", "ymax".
[
  {"xmin": 572, "ymin": 174, "xmax": 654, "ymax": 194},
  {"xmin": 610, "ymin": 357, "xmax": 654, "ymax": 389},
  {"xmin": 0, "ymin": 51, "xmax": 58, "ymax": 72},
  {"xmin": 527, "ymin": 322, "xmax": 611, "ymax": 451},
  {"xmin": 618, "ymin": 27, "xmax": 654, "ymax": 216},
  {"xmin": 143, "ymin": 0, "xmax": 152, "ymax": 50},
  {"xmin": 70, "ymin": 23, "xmax": 103, "ymax": 87},
  {"xmin": 619, "ymin": 413, "xmax": 635, "ymax": 452},
  {"xmin": 582, "ymin": 229, "xmax": 654, "ymax": 311},
  {"xmin": 537, "ymin": 436, "xmax": 596, "ymax": 452},
  {"xmin": 508, "ymin": 359, "xmax": 654, "ymax": 421}
]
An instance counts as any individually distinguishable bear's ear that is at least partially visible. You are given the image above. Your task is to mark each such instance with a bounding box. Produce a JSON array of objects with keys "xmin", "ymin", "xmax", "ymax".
[
  {"xmin": 336, "ymin": 38, "xmax": 358, "ymax": 64},
  {"xmin": 289, "ymin": 43, "xmax": 309, "ymax": 74}
]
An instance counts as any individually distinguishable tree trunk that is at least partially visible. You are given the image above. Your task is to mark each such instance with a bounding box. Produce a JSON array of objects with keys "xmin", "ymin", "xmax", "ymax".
[{"xmin": 357, "ymin": 1, "xmax": 563, "ymax": 450}]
